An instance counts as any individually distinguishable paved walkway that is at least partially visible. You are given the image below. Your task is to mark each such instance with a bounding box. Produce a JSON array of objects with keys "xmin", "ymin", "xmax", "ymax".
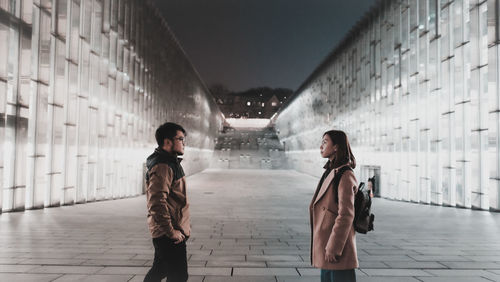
[{"xmin": 1, "ymin": 169, "xmax": 500, "ymax": 282}]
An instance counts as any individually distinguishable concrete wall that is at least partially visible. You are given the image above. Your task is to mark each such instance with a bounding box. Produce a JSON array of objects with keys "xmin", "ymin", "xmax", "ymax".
[
  {"xmin": 275, "ymin": 0, "xmax": 500, "ymax": 211},
  {"xmin": 0, "ymin": 0, "xmax": 223, "ymax": 212}
]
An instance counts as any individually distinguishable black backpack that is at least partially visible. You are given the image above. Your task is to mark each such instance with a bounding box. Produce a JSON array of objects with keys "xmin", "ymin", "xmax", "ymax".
[{"xmin": 333, "ymin": 166, "xmax": 375, "ymax": 234}]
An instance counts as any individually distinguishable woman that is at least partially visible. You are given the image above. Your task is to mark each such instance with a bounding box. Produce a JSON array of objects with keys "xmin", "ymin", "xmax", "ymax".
[{"xmin": 309, "ymin": 130, "xmax": 358, "ymax": 282}]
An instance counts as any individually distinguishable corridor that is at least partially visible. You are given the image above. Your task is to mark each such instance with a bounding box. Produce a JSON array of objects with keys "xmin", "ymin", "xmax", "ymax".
[{"xmin": 1, "ymin": 169, "xmax": 499, "ymax": 282}]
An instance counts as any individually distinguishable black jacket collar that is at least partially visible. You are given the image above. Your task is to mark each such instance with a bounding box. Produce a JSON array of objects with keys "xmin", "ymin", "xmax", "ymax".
[{"xmin": 146, "ymin": 148, "xmax": 181, "ymax": 170}]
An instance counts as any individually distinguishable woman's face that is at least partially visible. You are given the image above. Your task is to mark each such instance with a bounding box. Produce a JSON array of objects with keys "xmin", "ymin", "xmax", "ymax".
[{"xmin": 320, "ymin": 134, "xmax": 337, "ymax": 159}]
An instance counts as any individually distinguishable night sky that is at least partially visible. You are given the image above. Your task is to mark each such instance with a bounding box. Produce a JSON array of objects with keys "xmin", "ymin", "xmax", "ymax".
[{"xmin": 153, "ymin": 0, "xmax": 376, "ymax": 92}]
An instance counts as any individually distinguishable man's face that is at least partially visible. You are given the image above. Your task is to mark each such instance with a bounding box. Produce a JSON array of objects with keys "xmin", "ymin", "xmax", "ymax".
[{"xmin": 171, "ymin": 130, "xmax": 186, "ymax": 155}]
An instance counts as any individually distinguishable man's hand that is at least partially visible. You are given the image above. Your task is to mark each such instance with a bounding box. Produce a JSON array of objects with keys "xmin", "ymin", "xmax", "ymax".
[
  {"xmin": 324, "ymin": 251, "xmax": 338, "ymax": 263},
  {"xmin": 171, "ymin": 230, "xmax": 185, "ymax": 244}
]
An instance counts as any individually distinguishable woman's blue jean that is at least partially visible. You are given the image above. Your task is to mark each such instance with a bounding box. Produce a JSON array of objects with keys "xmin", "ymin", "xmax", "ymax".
[{"xmin": 320, "ymin": 269, "xmax": 356, "ymax": 282}]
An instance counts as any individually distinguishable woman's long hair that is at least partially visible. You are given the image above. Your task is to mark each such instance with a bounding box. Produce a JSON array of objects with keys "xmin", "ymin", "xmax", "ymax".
[{"xmin": 323, "ymin": 130, "xmax": 356, "ymax": 169}]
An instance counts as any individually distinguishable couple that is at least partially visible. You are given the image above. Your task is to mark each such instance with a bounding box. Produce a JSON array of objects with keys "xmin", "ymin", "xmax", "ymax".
[{"xmin": 143, "ymin": 122, "xmax": 358, "ymax": 282}]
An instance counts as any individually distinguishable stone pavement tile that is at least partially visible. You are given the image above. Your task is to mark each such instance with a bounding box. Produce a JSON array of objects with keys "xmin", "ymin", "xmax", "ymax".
[
  {"xmin": 359, "ymin": 261, "xmax": 389, "ymax": 268},
  {"xmin": 236, "ymin": 239, "xmax": 273, "ymax": 245},
  {"xmin": 204, "ymin": 276, "xmax": 275, "ymax": 282},
  {"xmin": 104, "ymin": 249, "xmax": 152, "ymax": 255},
  {"xmin": 197, "ymin": 242, "xmax": 226, "ymax": 248},
  {"xmin": 297, "ymin": 268, "xmax": 320, "ymax": 276},
  {"xmin": 364, "ymin": 249, "xmax": 420, "ymax": 255},
  {"xmin": 254, "ymin": 246, "xmax": 300, "ymax": 251},
  {"xmin": 187, "ymin": 260, "xmax": 207, "ymax": 267},
  {"xmin": 357, "ymin": 244, "xmax": 397, "ymax": 249},
  {"xmin": 0, "ymin": 258, "xmax": 25, "ymax": 264},
  {"xmin": 211, "ymin": 249, "xmax": 264, "ymax": 255},
  {"xmin": 188, "ymin": 267, "xmax": 231, "ymax": 276},
  {"xmin": 51, "ymin": 274, "xmax": 134, "ymax": 281},
  {"xmin": 298, "ymin": 255, "xmax": 309, "ymax": 262},
  {"xmin": 356, "ymin": 269, "xmax": 368, "ymax": 277},
  {"xmin": 489, "ymin": 270, "xmax": 500, "ymax": 275},
  {"xmin": 263, "ymin": 243, "xmax": 292, "ymax": 247},
  {"xmin": 296, "ymin": 244, "xmax": 309, "ymax": 250},
  {"xmin": 470, "ymin": 256, "xmax": 500, "ymax": 262},
  {"xmin": 28, "ymin": 265, "xmax": 104, "ymax": 274},
  {"xmin": 417, "ymin": 277, "xmax": 491, "ymax": 282},
  {"xmin": 130, "ymin": 254, "xmax": 153, "ymax": 260},
  {"xmin": 125, "ymin": 275, "xmax": 143, "ymax": 282},
  {"xmin": 0, "ymin": 264, "xmax": 41, "ymax": 272},
  {"xmin": 361, "ymin": 269, "xmax": 433, "ymax": 276},
  {"xmin": 409, "ymin": 248, "xmax": 466, "ymax": 255},
  {"xmin": 276, "ymin": 277, "xmax": 320, "ymax": 282},
  {"xmin": 263, "ymin": 249, "xmax": 306, "ymax": 255},
  {"xmin": 185, "ymin": 249, "xmax": 212, "ymax": 255},
  {"xmin": 358, "ymin": 255, "xmax": 415, "ymax": 261},
  {"xmin": 32, "ymin": 248, "xmax": 107, "ymax": 255},
  {"xmin": 96, "ymin": 267, "xmax": 149, "ymax": 275},
  {"xmin": 81, "ymin": 259, "xmax": 149, "ymax": 266},
  {"xmin": 0, "ymin": 273, "xmax": 62, "ymax": 282},
  {"xmin": 203, "ymin": 246, "xmax": 250, "ymax": 251},
  {"xmin": 462, "ymin": 250, "xmax": 500, "ymax": 255},
  {"xmin": 186, "ymin": 244, "xmax": 203, "ymax": 250},
  {"xmin": 0, "ymin": 252, "xmax": 21, "ymax": 258},
  {"xmin": 216, "ymin": 239, "xmax": 238, "ymax": 244},
  {"xmin": 408, "ymin": 255, "xmax": 472, "ymax": 261},
  {"xmin": 482, "ymin": 272, "xmax": 500, "ymax": 282},
  {"xmin": 439, "ymin": 261, "xmax": 500, "ymax": 269},
  {"xmin": 19, "ymin": 258, "xmax": 88, "ymax": 265},
  {"xmin": 75, "ymin": 253, "xmax": 137, "ymax": 260},
  {"xmin": 247, "ymin": 255, "xmax": 302, "ymax": 261},
  {"xmin": 297, "ymin": 268, "xmax": 366, "ymax": 277},
  {"xmin": 127, "ymin": 275, "xmax": 203, "ymax": 282},
  {"xmin": 424, "ymin": 270, "xmax": 494, "ymax": 276},
  {"xmin": 190, "ymin": 254, "xmax": 245, "ymax": 261},
  {"xmin": 383, "ymin": 261, "xmax": 447, "ymax": 268},
  {"xmin": 461, "ymin": 246, "xmax": 500, "ymax": 251},
  {"xmin": 17, "ymin": 252, "xmax": 79, "ymax": 259},
  {"xmin": 205, "ymin": 260, "xmax": 266, "ymax": 267},
  {"xmin": 233, "ymin": 267, "xmax": 298, "ymax": 276},
  {"xmin": 266, "ymin": 261, "xmax": 312, "ymax": 268},
  {"xmin": 356, "ymin": 277, "xmax": 421, "ymax": 282}
]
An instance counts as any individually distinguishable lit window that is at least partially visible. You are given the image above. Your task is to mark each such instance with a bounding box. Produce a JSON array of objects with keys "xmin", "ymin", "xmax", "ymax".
[
  {"xmin": 271, "ymin": 102, "xmax": 277, "ymax": 106},
  {"xmin": 258, "ymin": 111, "xmax": 262, "ymax": 115},
  {"xmin": 262, "ymin": 103, "xmax": 265, "ymax": 107},
  {"xmin": 247, "ymin": 101, "xmax": 251, "ymax": 106}
]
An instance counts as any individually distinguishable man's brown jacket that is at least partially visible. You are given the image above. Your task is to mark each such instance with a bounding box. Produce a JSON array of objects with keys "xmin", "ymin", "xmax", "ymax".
[{"xmin": 145, "ymin": 148, "xmax": 190, "ymax": 239}]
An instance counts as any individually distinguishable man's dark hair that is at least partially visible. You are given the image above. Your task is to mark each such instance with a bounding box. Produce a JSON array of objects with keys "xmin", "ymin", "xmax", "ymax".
[{"xmin": 155, "ymin": 122, "xmax": 186, "ymax": 147}]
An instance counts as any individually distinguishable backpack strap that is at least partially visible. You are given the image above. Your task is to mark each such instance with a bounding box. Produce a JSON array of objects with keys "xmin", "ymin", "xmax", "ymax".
[{"xmin": 333, "ymin": 166, "xmax": 353, "ymax": 204}]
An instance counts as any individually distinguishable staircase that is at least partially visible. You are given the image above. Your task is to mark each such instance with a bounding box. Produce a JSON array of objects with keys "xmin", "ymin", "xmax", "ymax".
[{"xmin": 212, "ymin": 126, "xmax": 287, "ymax": 169}]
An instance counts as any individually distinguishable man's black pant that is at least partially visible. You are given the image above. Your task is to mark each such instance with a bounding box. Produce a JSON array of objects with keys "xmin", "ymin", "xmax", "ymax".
[{"xmin": 144, "ymin": 235, "xmax": 188, "ymax": 282}]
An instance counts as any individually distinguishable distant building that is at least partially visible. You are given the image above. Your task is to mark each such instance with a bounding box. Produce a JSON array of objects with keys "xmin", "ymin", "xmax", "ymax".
[{"xmin": 212, "ymin": 87, "xmax": 292, "ymax": 119}]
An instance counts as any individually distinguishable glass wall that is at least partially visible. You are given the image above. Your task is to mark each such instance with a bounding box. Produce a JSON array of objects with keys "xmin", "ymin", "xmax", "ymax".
[
  {"xmin": 0, "ymin": 0, "xmax": 223, "ymax": 212},
  {"xmin": 275, "ymin": 0, "xmax": 500, "ymax": 211}
]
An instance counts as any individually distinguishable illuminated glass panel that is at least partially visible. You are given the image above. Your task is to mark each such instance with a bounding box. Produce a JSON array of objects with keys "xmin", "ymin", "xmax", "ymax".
[{"xmin": 273, "ymin": 0, "xmax": 500, "ymax": 211}]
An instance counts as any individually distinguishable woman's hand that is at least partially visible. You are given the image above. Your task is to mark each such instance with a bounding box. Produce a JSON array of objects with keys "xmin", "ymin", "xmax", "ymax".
[{"xmin": 324, "ymin": 251, "xmax": 338, "ymax": 263}]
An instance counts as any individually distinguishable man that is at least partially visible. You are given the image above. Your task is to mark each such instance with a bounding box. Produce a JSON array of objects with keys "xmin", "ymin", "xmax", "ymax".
[{"xmin": 144, "ymin": 122, "xmax": 190, "ymax": 282}]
